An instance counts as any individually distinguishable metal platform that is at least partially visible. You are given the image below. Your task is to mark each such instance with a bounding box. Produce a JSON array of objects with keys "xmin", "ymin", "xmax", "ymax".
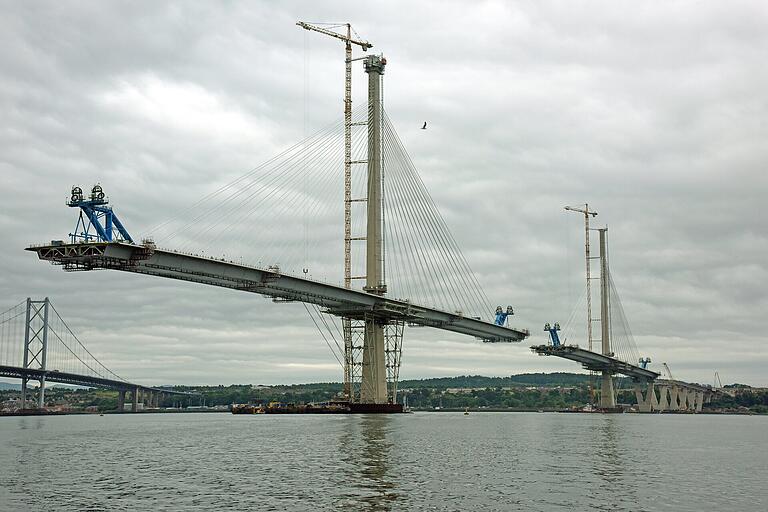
[
  {"xmin": 530, "ymin": 344, "xmax": 660, "ymax": 381},
  {"xmin": 28, "ymin": 241, "xmax": 530, "ymax": 343}
]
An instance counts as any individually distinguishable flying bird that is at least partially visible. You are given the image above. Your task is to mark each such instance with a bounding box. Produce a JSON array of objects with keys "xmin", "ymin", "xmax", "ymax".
[{"xmin": 421, "ymin": 122, "xmax": 427, "ymax": 130}]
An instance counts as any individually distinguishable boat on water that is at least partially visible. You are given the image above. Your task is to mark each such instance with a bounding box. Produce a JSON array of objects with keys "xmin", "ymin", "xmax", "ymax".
[
  {"xmin": 231, "ymin": 401, "xmax": 404, "ymax": 414},
  {"xmin": 232, "ymin": 401, "xmax": 350, "ymax": 414}
]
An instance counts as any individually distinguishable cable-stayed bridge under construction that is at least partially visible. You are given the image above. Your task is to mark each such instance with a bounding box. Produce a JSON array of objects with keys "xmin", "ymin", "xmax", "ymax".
[{"xmin": 18, "ymin": 26, "xmax": 716, "ymax": 414}]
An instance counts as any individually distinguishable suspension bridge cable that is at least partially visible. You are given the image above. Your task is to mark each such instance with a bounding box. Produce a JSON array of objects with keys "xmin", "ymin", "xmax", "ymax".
[{"xmin": 48, "ymin": 303, "xmax": 125, "ymax": 381}]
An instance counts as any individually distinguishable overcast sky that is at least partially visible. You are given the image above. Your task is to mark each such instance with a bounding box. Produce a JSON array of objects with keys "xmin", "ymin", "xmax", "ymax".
[{"xmin": 1, "ymin": 1, "xmax": 766, "ymax": 387}]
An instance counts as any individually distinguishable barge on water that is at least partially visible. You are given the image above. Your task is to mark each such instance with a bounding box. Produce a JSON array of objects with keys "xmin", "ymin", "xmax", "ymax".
[{"xmin": 231, "ymin": 401, "xmax": 403, "ymax": 414}]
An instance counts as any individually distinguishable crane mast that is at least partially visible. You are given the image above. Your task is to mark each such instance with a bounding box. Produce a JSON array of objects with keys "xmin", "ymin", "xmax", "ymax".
[
  {"xmin": 296, "ymin": 21, "xmax": 373, "ymax": 401},
  {"xmin": 564, "ymin": 204, "xmax": 598, "ymax": 353},
  {"xmin": 565, "ymin": 204, "xmax": 602, "ymax": 406}
]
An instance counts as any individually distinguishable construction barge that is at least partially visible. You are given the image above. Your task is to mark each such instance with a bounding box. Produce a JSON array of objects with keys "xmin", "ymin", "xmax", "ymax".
[{"xmin": 232, "ymin": 401, "xmax": 403, "ymax": 414}]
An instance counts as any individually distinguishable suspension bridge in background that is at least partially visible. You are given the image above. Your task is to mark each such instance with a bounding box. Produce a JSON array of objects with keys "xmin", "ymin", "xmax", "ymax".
[
  {"xmin": 14, "ymin": 22, "xmax": 718, "ymax": 414},
  {"xmin": 0, "ymin": 298, "xmax": 193, "ymax": 412}
]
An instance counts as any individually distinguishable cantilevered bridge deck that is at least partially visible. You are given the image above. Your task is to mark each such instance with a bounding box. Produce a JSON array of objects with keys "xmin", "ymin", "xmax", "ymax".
[
  {"xmin": 28, "ymin": 241, "xmax": 529, "ymax": 343},
  {"xmin": 530, "ymin": 344, "xmax": 660, "ymax": 381}
]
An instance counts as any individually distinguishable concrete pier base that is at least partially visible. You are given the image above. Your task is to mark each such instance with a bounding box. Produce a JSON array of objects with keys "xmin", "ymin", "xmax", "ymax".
[{"xmin": 634, "ymin": 382, "xmax": 657, "ymax": 412}]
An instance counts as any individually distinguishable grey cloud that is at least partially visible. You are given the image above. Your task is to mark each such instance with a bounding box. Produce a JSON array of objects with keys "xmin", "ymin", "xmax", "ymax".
[{"xmin": 1, "ymin": 1, "xmax": 766, "ymax": 387}]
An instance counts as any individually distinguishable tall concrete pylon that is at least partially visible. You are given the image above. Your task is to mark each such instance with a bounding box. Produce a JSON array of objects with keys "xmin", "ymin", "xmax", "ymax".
[
  {"xmin": 361, "ymin": 54, "xmax": 388, "ymax": 404},
  {"xmin": 598, "ymin": 228, "xmax": 616, "ymax": 409}
]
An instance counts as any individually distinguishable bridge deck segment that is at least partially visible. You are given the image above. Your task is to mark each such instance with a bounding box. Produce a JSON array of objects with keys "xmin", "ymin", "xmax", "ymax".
[
  {"xmin": 530, "ymin": 344, "xmax": 660, "ymax": 381},
  {"xmin": 28, "ymin": 242, "xmax": 529, "ymax": 343}
]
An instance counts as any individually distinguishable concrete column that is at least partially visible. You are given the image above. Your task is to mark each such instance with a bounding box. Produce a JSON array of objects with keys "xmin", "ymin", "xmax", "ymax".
[
  {"xmin": 634, "ymin": 382, "xmax": 655, "ymax": 413},
  {"xmin": 666, "ymin": 386, "xmax": 677, "ymax": 411},
  {"xmin": 681, "ymin": 389, "xmax": 690, "ymax": 411},
  {"xmin": 360, "ymin": 54, "xmax": 389, "ymax": 405},
  {"xmin": 361, "ymin": 317, "xmax": 387, "ymax": 404},
  {"xmin": 634, "ymin": 384, "xmax": 650, "ymax": 412},
  {"xmin": 37, "ymin": 376, "xmax": 46, "ymax": 409},
  {"xmin": 657, "ymin": 386, "xmax": 669, "ymax": 411},
  {"xmin": 20, "ymin": 377, "xmax": 28, "ymax": 410},
  {"xmin": 132, "ymin": 387, "xmax": 139, "ymax": 413},
  {"xmin": 597, "ymin": 229, "xmax": 615, "ymax": 409},
  {"xmin": 363, "ymin": 54, "xmax": 386, "ymax": 296},
  {"xmin": 117, "ymin": 390, "xmax": 125, "ymax": 412},
  {"xmin": 695, "ymin": 391, "xmax": 703, "ymax": 412}
]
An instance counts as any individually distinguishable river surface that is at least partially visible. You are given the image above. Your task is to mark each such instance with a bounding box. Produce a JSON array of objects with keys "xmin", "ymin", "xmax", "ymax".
[{"xmin": 0, "ymin": 412, "xmax": 765, "ymax": 511}]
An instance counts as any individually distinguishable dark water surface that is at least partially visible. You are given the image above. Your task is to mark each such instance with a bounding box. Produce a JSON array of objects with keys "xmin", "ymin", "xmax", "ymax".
[{"xmin": 0, "ymin": 412, "xmax": 765, "ymax": 511}]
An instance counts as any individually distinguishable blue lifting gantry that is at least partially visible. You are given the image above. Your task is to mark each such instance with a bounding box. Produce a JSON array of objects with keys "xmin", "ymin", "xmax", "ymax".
[
  {"xmin": 68, "ymin": 185, "xmax": 134, "ymax": 244},
  {"xmin": 544, "ymin": 322, "xmax": 562, "ymax": 347},
  {"xmin": 494, "ymin": 306, "xmax": 514, "ymax": 326}
]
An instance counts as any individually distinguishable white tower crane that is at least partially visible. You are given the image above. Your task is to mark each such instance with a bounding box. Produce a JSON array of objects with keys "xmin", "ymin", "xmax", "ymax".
[{"xmin": 296, "ymin": 22, "xmax": 373, "ymax": 402}]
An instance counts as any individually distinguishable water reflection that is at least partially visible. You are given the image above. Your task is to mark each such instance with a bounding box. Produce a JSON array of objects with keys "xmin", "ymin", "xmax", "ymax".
[
  {"xmin": 589, "ymin": 416, "xmax": 639, "ymax": 511},
  {"xmin": 17, "ymin": 416, "xmax": 45, "ymax": 430},
  {"xmin": 338, "ymin": 415, "xmax": 401, "ymax": 511}
]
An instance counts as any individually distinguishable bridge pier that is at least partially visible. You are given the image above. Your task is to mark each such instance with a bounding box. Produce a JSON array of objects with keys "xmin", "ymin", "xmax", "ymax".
[
  {"xmin": 20, "ymin": 377, "xmax": 28, "ymax": 410},
  {"xmin": 657, "ymin": 385, "xmax": 669, "ymax": 411},
  {"xmin": 599, "ymin": 370, "xmax": 616, "ymax": 409},
  {"xmin": 37, "ymin": 374, "xmax": 46, "ymax": 409},
  {"xmin": 634, "ymin": 382, "xmax": 657, "ymax": 412},
  {"xmin": 117, "ymin": 390, "xmax": 126, "ymax": 412},
  {"xmin": 668, "ymin": 386, "xmax": 680, "ymax": 411},
  {"xmin": 641, "ymin": 382, "xmax": 711, "ymax": 413},
  {"xmin": 681, "ymin": 389, "xmax": 691, "ymax": 411},
  {"xmin": 132, "ymin": 387, "xmax": 139, "ymax": 412},
  {"xmin": 695, "ymin": 391, "xmax": 704, "ymax": 412}
]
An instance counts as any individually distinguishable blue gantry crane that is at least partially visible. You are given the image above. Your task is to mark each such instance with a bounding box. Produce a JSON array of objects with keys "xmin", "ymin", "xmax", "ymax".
[
  {"xmin": 68, "ymin": 185, "xmax": 134, "ymax": 244},
  {"xmin": 494, "ymin": 306, "xmax": 514, "ymax": 326},
  {"xmin": 544, "ymin": 322, "xmax": 562, "ymax": 348}
]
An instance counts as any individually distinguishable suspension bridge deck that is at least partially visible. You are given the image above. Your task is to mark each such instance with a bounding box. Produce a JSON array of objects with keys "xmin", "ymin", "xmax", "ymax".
[
  {"xmin": 28, "ymin": 241, "xmax": 530, "ymax": 343},
  {"xmin": 0, "ymin": 365, "xmax": 190, "ymax": 396},
  {"xmin": 530, "ymin": 344, "xmax": 660, "ymax": 381}
]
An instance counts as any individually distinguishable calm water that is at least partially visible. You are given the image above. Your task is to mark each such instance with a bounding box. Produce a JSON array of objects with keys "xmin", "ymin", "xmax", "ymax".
[{"xmin": 0, "ymin": 412, "xmax": 765, "ymax": 511}]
